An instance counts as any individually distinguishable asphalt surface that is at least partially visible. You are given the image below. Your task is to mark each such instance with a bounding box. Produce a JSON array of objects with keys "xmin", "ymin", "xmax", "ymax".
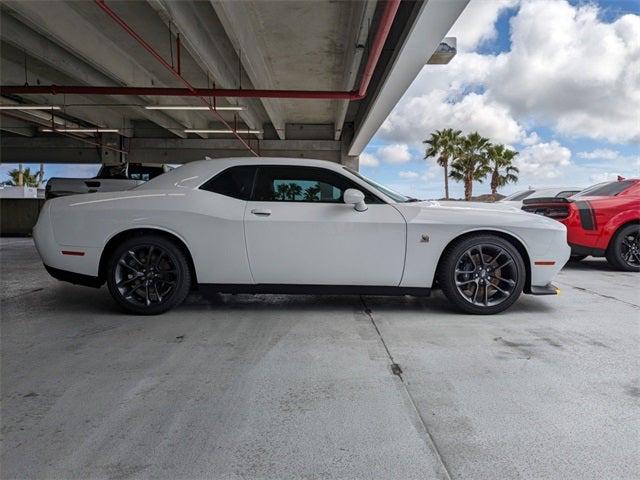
[{"xmin": 1, "ymin": 238, "xmax": 638, "ymax": 479}]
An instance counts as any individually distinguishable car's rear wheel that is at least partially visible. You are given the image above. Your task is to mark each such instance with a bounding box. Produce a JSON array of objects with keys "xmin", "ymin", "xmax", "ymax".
[
  {"xmin": 606, "ymin": 224, "xmax": 640, "ymax": 272},
  {"xmin": 107, "ymin": 235, "xmax": 192, "ymax": 315},
  {"xmin": 438, "ymin": 235, "xmax": 526, "ymax": 314}
]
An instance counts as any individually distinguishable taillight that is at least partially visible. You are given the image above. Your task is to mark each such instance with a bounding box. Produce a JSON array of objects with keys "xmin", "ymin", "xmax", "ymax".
[{"xmin": 522, "ymin": 204, "xmax": 570, "ymax": 220}]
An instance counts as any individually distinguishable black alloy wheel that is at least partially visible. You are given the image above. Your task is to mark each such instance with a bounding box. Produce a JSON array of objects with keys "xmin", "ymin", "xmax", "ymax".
[
  {"xmin": 438, "ymin": 235, "xmax": 526, "ymax": 314},
  {"xmin": 606, "ymin": 224, "xmax": 640, "ymax": 272},
  {"xmin": 107, "ymin": 235, "xmax": 191, "ymax": 314}
]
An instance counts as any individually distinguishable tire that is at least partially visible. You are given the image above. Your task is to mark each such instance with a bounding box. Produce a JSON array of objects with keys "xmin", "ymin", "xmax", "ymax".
[
  {"xmin": 437, "ymin": 235, "xmax": 526, "ymax": 314},
  {"xmin": 605, "ymin": 224, "xmax": 640, "ymax": 272},
  {"xmin": 106, "ymin": 234, "xmax": 192, "ymax": 315},
  {"xmin": 569, "ymin": 255, "xmax": 587, "ymax": 262}
]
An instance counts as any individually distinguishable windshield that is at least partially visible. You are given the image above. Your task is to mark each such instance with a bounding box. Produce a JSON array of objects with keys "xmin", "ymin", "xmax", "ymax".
[
  {"xmin": 344, "ymin": 167, "xmax": 413, "ymax": 202},
  {"xmin": 573, "ymin": 180, "xmax": 635, "ymax": 198},
  {"xmin": 502, "ymin": 190, "xmax": 535, "ymax": 201}
]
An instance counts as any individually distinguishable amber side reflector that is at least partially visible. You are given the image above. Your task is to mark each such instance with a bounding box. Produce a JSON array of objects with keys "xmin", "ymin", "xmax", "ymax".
[
  {"xmin": 61, "ymin": 250, "xmax": 85, "ymax": 256},
  {"xmin": 534, "ymin": 261, "xmax": 556, "ymax": 266}
]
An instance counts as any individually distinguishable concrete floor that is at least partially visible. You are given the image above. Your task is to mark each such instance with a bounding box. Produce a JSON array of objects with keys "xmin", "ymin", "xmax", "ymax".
[{"xmin": 1, "ymin": 238, "xmax": 638, "ymax": 480}]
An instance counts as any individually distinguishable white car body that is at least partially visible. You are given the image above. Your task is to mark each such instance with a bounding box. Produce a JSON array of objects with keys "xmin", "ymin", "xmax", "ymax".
[
  {"xmin": 500, "ymin": 187, "xmax": 582, "ymax": 208},
  {"xmin": 33, "ymin": 157, "xmax": 570, "ymax": 309}
]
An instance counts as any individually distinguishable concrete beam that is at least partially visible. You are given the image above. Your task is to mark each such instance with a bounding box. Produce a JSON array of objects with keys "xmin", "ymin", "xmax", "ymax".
[
  {"xmin": 348, "ymin": 0, "xmax": 469, "ymax": 155},
  {"xmin": 209, "ymin": 0, "xmax": 286, "ymax": 139},
  {"xmin": 0, "ymin": 115, "xmax": 35, "ymax": 137},
  {"xmin": 0, "ymin": 12, "xmax": 189, "ymax": 138},
  {"xmin": 151, "ymin": 0, "xmax": 267, "ymax": 139},
  {"xmin": 1, "ymin": 56, "xmax": 133, "ymax": 135},
  {"xmin": 1, "ymin": 136, "xmax": 344, "ymax": 164},
  {"xmin": 0, "ymin": 2, "xmax": 215, "ymax": 137},
  {"xmin": 334, "ymin": 0, "xmax": 377, "ymax": 141}
]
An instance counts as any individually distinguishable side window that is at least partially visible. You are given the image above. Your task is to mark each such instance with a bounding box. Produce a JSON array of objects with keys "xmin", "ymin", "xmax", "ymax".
[
  {"xmin": 200, "ymin": 166, "xmax": 256, "ymax": 200},
  {"xmin": 253, "ymin": 166, "xmax": 382, "ymax": 203}
]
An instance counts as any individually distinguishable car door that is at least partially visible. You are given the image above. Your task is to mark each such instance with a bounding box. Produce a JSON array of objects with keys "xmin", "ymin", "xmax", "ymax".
[{"xmin": 244, "ymin": 165, "xmax": 406, "ymax": 286}]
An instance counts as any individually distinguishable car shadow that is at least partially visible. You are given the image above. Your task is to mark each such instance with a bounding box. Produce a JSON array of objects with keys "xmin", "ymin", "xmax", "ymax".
[{"xmin": 563, "ymin": 257, "xmax": 619, "ymax": 272}]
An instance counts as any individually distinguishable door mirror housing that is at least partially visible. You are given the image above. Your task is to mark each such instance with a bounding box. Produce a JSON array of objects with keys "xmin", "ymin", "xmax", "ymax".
[{"xmin": 344, "ymin": 188, "xmax": 367, "ymax": 212}]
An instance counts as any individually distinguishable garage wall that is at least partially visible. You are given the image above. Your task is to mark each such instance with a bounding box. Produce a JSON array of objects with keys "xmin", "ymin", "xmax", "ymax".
[{"xmin": 0, "ymin": 199, "xmax": 45, "ymax": 236}]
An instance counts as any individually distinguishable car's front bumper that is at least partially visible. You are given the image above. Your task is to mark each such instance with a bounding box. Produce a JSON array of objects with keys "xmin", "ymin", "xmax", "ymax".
[{"xmin": 529, "ymin": 283, "xmax": 560, "ymax": 295}]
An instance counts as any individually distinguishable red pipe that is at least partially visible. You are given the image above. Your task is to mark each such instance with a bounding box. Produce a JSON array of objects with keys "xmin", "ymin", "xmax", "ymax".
[
  {"xmin": 93, "ymin": 0, "xmax": 258, "ymax": 156},
  {"xmin": 0, "ymin": 85, "xmax": 362, "ymax": 99},
  {"xmin": 0, "ymin": 1, "xmax": 400, "ymax": 102},
  {"xmin": 357, "ymin": 0, "xmax": 400, "ymax": 97}
]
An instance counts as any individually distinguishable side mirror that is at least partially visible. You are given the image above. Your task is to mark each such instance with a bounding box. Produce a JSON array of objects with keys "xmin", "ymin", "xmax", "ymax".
[{"xmin": 344, "ymin": 188, "xmax": 368, "ymax": 212}]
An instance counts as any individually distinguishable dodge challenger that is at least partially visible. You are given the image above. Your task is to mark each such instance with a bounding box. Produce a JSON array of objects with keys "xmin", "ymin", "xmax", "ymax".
[
  {"xmin": 33, "ymin": 157, "xmax": 570, "ymax": 315},
  {"xmin": 522, "ymin": 177, "xmax": 639, "ymax": 271}
]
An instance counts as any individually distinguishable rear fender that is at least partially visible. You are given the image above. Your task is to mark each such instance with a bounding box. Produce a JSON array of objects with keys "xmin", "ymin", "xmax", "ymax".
[{"xmin": 600, "ymin": 211, "xmax": 640, "ymax": 250}]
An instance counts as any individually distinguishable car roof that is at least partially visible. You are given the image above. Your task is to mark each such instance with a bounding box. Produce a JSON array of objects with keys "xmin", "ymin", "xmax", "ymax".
[{"xmin": 139, "ymin": 156, "xmax": 351, "ymax": 191}]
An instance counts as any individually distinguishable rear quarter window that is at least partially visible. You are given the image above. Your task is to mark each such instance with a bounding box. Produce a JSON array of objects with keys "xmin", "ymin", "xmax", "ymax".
[{"xmin": 200, "ymin": 166, "xmax": 257, "ymax": 200}]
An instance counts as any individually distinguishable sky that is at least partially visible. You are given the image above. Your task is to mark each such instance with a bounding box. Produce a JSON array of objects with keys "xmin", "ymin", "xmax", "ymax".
[
  {"xmin": 2, "ymin": 0, "xmax": 639, "ymax": 199},
  {"xmin": 360, "ymin": 0, "xmax": 640, "ymax": 199}
]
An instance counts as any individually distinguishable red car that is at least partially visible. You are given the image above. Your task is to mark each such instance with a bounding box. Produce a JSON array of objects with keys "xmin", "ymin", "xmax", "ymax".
[{"xmin": 522, "ymin": 178, "xmax": 640, "ymax": 271}]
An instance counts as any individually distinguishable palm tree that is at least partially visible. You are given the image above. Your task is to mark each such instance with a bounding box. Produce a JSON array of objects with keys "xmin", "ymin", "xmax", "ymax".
[
  {"xmin": 287, "ymin": 183, "xmax": 302, "ymax": 201},
  {"xmin": 487, "ymin": 144, "xmax": 519, "ymax": 200},
  {"xmin": 449, "ymin": 132, "xmax": 491, "ymax": 201},
  {"xmin": 276, "ymin": 183, "xmax": 290, "ymax": 200},
  {"xmin": 7, "ymin": 166, "xmax": 43, "ymax": 187},
  {"xmin": 424, "ymin": 128, "xmax": 462, "ymax": 200},
  {"xmin": 303, "ymin": 183, "xmax": 321, "ymax": 201}
]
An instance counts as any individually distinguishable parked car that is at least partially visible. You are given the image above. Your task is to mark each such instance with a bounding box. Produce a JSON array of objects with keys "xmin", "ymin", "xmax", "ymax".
[
  {"xmin": 45, "ymin": 163, "xmax": 171, "ymax": 199},
  {"xmin": 500, "ymin": 187, "xmax": 582, "ymax": 208},
  {"xmin": 522, "ymin": 178, "xmax": 640, "ymax": 271},
  {"xmin": 33, "ymin": 157, "xmax": 570, "ymax": 315}
]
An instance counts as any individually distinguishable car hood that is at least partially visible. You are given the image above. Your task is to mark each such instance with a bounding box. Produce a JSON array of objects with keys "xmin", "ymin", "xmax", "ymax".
[
  {"xmin": 412, "ymin": 200, "xmax": 523, "ymax": 212},
  {"xmin": 395, "ymin": 199, "xmax": 565, "ymax": 231}
]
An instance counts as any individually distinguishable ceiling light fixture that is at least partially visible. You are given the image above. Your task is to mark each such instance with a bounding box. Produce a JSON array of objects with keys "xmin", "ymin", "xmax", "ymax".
[
  {"xmin": 0, "ymin": 105, "xmax": 61, "ymax": 110},
  {"xmin": 145, "ymin": 105, "xmax": 245, "ymax": 111},
  {"xmin": 184, "ymin": 129, "xmax": 261, "ymax": 134},
  {"xmin": 41, "ymin": 128, "xmax": 119, "ymax": 133}
]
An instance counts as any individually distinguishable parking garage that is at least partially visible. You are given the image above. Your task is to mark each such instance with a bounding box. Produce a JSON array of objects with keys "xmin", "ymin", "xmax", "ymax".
[{"xmin": 1, "ymin": 1, "xmax": 639, "ymax": 479}]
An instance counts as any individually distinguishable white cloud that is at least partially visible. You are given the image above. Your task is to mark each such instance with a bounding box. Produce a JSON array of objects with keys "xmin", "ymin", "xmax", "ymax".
[
  {"xmin": 360, "ymin": 152, "xmax": 380, "ymax": 167},
  {"xmin": 448, "ymin": 0, "xmax": 519, "ymax": 52},
  {"xmin": 488, "ymin": 0, "xmax": 640, "ymax": 143},
  {"xmin": 589, "ymin": 172, "xmax": 621, "ymax": 183},
  {"xmin": 577, "ymin": 148, "xmax": 620, "ymax": 160},
  {"xmin": 380, "ymin": 91, "xmax": 525, "ymax": 146},
  {"xmin": 377, "ymin": 143, "xmax": 412, "ymax": 164},
  {"xmin": 398, "ymin": 170, "xmax": 419, "ymax": 179},
  {"xmin": 516, "ymin": 141, "xmax": 572, "ymax": 179}
]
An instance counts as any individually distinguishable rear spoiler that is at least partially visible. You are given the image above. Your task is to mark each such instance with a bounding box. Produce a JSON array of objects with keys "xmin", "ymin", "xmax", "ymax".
[{"xmin": 522, "ymin": 197, "xmax": 573, "ymax": 205}]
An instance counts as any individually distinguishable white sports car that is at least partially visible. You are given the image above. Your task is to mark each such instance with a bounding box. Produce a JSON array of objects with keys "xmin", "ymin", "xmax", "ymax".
[{"xmin": 33, "ymin": 157, "xmax": 570, "ymax": 315}]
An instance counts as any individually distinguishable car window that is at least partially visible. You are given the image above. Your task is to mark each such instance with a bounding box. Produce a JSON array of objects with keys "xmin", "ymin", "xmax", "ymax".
[
  {"xmin": 344, "ymin": 167, "xmax": 412, "ymax": 202},
  {"xmin": 504, "ymin": 190, "xmax": 535, "ymax": 201},
  {"xmin": 574, "ymin": 180, "xmax": 635, "ymax": 198},
  {"xmin": 200, "ymin": 165, "xmax": 257, "ymax": 200},
  {"xmin": 253, "ymin": 166, "xmax": 382, "ymax": 204},
  {"xmin": 128, "ymin": 165, "xmax": 166, "ymax": 181},
  {"xmin": 96, "ymin": 164, "xmax": 127, "ymax": 179}
]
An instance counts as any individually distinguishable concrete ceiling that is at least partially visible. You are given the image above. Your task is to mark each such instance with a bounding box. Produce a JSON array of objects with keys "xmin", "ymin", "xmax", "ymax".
[{"xmin": 0, "ymin": 0, "xmax": 469, "ymax": 163}]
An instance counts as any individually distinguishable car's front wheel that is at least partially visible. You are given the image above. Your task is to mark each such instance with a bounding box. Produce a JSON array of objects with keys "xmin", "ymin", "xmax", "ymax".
[
  {"xmin": 106, "ymin": 234, "xmax": 192, "ymax": 315},
  {"xmin": 606, "ymin": 224, "xmax": 640, "ymax": 272},
  {"xmin": 438, "ymin": 235, "xmax": 526, "ymax": 314}
]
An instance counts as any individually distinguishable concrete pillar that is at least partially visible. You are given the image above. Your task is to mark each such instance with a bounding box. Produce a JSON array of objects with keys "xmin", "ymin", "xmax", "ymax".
[
  {"xmin": 101, "ymin": 133, "xmax": 125, "ymax": 165},
  {"xmin": 340, "ymin": 155, "xmax": 359, "ymax": 170},
  {"xmin": 339, "ymin": 123, "xmax": 359, "ymax": 170}
]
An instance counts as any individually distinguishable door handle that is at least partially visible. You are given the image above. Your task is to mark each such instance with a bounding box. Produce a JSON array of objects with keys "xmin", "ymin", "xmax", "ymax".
[{"xmin": 251, "ymin": 208, "xmax": 272, "ymax": 216}]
